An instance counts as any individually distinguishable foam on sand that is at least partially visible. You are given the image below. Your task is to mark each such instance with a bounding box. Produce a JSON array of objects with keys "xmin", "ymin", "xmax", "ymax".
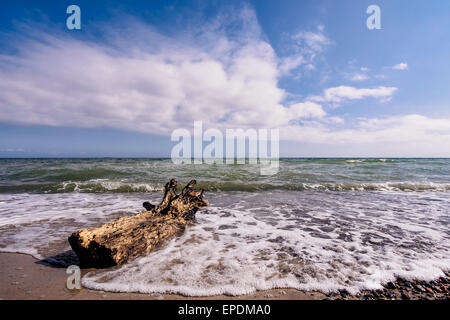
[
  {"xmin": 0, "ymin": 190, "xmax": 448, "ymax": 296},
  {"xmin": 82, "ymin": 190, "xmax": 450, "ymax": 296}
]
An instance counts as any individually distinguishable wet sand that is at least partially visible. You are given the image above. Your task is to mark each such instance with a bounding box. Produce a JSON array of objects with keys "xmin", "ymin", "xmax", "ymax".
[
  {"xmin": 1, "ymin": 252, "xmax": 448, "ymax": 300},
  {"xmin": 0, "ymin": 252, "xmax": 325, "ymax": 300}
]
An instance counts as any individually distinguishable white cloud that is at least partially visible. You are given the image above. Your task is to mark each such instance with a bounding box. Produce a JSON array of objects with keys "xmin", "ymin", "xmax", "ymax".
[
  {"xmin": 0, "ymin": 148, "xmax": 25, "ymax": 152},
  {"xmin": 292, "ymin": 30, "xmax": 331, "ymax": 53},
  {"xmin": 279, "ymin": 27, "xmax": 331, "ymax": 76},
  {"xmin": 287, "ymin": 102, "xmax": 326, "ymax": 120},
  {"xmin": 324, "ymin": 116, "xmax": 345, "ymax": 124},
  {"xmin": 392, "ymin": 62, "xmax": 408, "ymax": 70},
  {"xmin": 0, "ymin": 10, "xmax": 336, "ymax": 136},
  {"xmin": 0, "ymin": 11, "xmax": 312, "ymax": 134},
  {"xmin": 311, "ymin": 86, "xmax": 397, "ymax": 104},
  {"xmin": 279, "ymin": 115, "xmax": 450, "ymax": 156},
  {"xmin": 278, "ymin": 55, "xmax": 304, "ymax": 75},
  {"xmin": 350, "ymin": 73, "xmax": 369, "ymax": 81}
]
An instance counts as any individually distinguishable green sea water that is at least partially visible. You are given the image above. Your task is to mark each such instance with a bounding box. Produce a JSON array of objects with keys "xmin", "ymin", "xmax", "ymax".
[{"xmin": 0, "ymin": 158, "xmax": 449, "ymax": 193}]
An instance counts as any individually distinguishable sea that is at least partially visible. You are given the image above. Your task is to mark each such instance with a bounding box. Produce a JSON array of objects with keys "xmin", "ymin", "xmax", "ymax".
[{"xmin": 0, "ymin": 158, "xmax": 449, "ymax": 296}]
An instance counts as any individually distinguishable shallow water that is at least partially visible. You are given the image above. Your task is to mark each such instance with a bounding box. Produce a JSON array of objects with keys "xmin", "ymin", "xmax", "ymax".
[{"xmin": 0, "ymin": 158, "xmax": 449, "ymax": 295}]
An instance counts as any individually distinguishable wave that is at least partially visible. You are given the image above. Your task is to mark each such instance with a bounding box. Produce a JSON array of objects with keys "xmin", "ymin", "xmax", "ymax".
[
  {"xmin": 0, "ymin": 180, "xmax": 449, "ymax": 193},
  {"xmin": 7, "ymin": 167, "xmax": 129, "ymax": 182},
  {"xmin": 0, "ymin": 180, "xmax": 164, "ymax": 193}
]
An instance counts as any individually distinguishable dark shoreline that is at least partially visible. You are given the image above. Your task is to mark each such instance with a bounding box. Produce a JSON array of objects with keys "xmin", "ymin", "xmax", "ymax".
[{"xmin": 326, "ymin": 273, "xmax": 450, "ymax": 300}]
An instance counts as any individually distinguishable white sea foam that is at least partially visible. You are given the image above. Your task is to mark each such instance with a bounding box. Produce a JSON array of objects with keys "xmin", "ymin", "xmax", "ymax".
[
  {"xmin": 299, "ymin": 181, "xmax": 450, "ymax": 192},
  {"xmin": 57, "ymin": 179, "xmax": 164, "ymax": 193},
  {"xmin": 0, "ymin": 192, "xmax": 160, "ymax": 259},
  {"xmin": 82, "ymin": 191, "xmax": 450, "ymax": 296},
  {"xmin": 0, "ymin": 190, "xmax": 449, "ymax": 295}
]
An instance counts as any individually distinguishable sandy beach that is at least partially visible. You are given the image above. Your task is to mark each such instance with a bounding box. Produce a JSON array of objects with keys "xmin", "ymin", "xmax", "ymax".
[
  {"xmin": 1, "ymin": 251, "xmax": 448, "ymax": 300},
  {"xmin": 0, "ymin": 252, "xmax": 326, "ymax": 300}
]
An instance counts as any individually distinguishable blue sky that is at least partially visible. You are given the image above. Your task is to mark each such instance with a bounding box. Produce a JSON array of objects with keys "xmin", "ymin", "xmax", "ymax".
[{"xmin": 1, "ymin": 0, "xmax": 450, "ymax": 157}]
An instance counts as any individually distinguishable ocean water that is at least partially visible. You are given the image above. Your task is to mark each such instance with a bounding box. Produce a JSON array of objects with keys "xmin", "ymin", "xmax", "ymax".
[{"xmin": 0, "ymin": 158, "xmax": 449, "ymax": 295}]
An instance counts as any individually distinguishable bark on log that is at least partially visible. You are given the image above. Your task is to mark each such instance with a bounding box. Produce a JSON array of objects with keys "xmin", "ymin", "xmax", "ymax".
[{"xmin": 68, "ymin": 179, "xmax": 208, "ymax": 268}]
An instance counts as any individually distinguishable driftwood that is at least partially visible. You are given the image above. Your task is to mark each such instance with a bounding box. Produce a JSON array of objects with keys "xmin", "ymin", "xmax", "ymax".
[{"xmin": 68, "ymin": 179, "xmax": 208, "ymax": 268}]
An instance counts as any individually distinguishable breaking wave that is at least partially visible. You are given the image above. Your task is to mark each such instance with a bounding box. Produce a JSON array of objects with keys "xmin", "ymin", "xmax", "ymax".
[{"xmin": 0, "ymin": 180, "xmax": 449, "ymax": 193}]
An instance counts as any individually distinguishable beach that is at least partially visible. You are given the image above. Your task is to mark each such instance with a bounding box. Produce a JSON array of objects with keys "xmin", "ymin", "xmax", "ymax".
[
  {"xmin": 0, "ymin": 158, "xmax": 449, "ymax": 299},
  {"xmin": 0, "ymin": 252, "xmax": 326, "ymax": 300},
  {"xmin": 1, "ymin": 252, "xmax": 448, "ymax": 300}
]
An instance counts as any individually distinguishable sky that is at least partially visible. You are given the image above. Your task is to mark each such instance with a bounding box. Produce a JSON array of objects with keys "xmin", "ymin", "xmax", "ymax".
[{"xmin": 0, "ymin": 0, "xmax": 450, "ymax": 157}]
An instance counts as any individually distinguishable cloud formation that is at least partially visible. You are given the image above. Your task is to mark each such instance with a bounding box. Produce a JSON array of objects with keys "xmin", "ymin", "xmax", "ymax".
[
  {"xmin": 310, "ymin": 86, "xmax": 397, "ymax": 104},
  {"xmin": 292, "ymin": 29, "xmax": 331, "ymax": 53},
  {"xmin": 392, "ymin": 62, "xmax": 408, "ymax": 70},
  {"xmin": 0, "ymin": 9, "xmax": 333, "ymax": 135},
  {"xmin": 279, "ymin": 26, "xmax": 331, "ymax": 76},
  {"xmin": 350, "ymin": 73, "xmax": 369, "ymax": 81},
  {"xmin": 280, "ymin": 114, "xmax": 450, "ymax": 156},
  {"xmin": 0, "ymin": 8, "xmax": 449, "ymax": 155}
]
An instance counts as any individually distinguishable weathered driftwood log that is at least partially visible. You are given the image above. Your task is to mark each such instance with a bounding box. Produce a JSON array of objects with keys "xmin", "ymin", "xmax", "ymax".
[{"xmin": 68, "ymin": 179, "xmax": 208, "ymax": 268}]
